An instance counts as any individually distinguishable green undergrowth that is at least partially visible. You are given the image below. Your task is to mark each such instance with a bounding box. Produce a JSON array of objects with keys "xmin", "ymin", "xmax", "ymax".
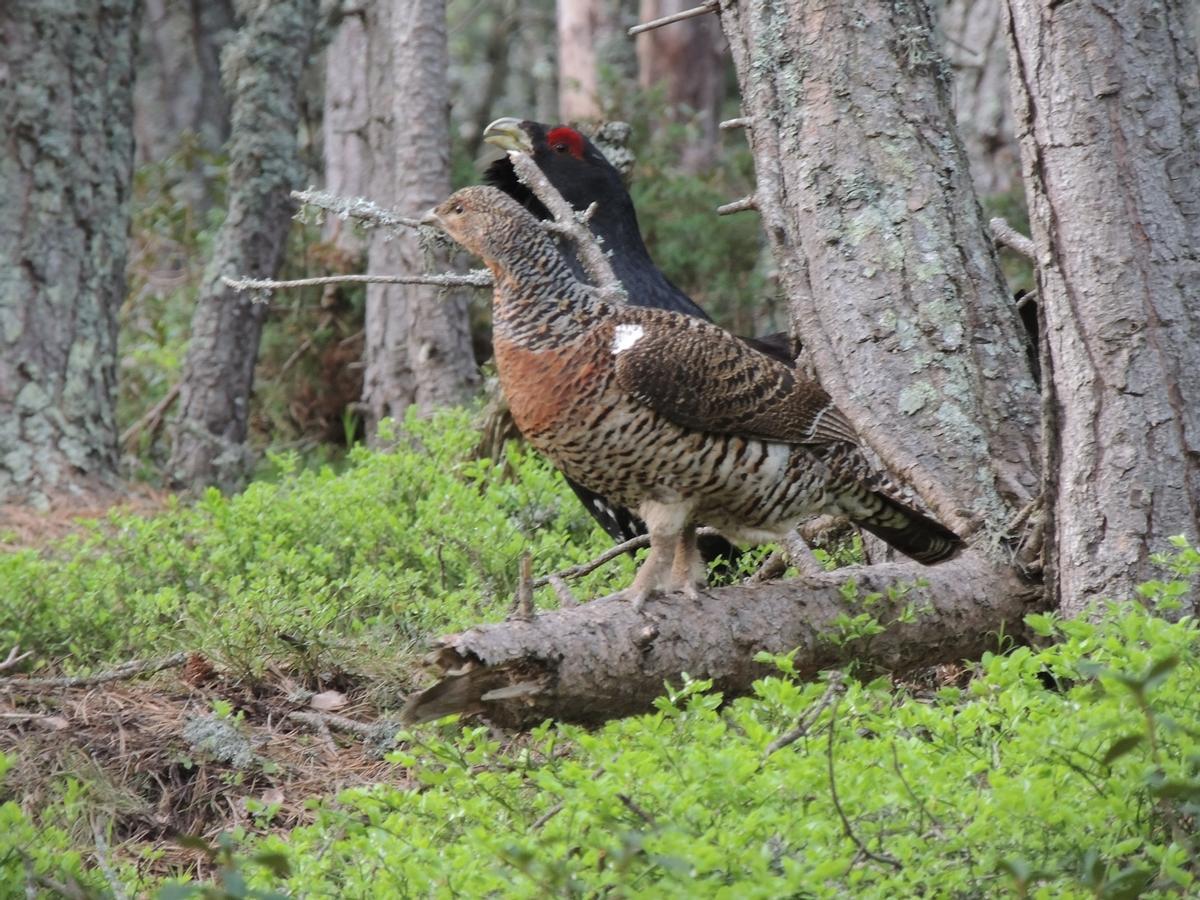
[
  {"xmin": 157, "ymin": 596, "xmax": 1197, "ymax": 899},
  {"xmin": 0, "ymin": 409, "xmax": 626, "ymax": 681}
]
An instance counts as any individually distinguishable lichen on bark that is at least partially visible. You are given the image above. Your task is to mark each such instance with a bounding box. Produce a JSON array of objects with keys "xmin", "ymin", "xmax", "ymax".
[{"xmin": 0, "ymin": 0, "xmax": 138, "ymax": 507}]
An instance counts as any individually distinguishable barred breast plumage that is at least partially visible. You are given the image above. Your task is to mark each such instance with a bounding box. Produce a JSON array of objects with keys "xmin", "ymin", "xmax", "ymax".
[{"xmin": 430, "ymin": 186, "xmax": 963, "ymax": 609}]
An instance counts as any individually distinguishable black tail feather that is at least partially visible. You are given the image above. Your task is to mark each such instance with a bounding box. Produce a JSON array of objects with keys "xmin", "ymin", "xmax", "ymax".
[{"xmin": 855, "ymin": 493, "xmax": 964, "ymax": 565}]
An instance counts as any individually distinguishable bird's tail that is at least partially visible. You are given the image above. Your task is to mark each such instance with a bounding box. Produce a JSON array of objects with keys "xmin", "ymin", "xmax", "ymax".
[{"xmin": 851, "ymin": 490, "xmax": 964, "ymax": 565}]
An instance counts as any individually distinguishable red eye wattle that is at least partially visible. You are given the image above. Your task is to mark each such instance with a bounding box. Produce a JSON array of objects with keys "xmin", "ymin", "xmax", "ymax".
[{"xmin": 546, "ymin": 126, "xmax": 585, "ymax": 159}]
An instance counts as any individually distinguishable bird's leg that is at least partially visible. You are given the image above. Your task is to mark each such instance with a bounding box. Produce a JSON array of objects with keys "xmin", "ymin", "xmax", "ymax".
[
  {"xmin": 621, "ymin": 500, "xmax": 689, "ymax": 611},
  {"xmin": 667, "ymin": 524, "xmax": 705, "ymax": 598}
]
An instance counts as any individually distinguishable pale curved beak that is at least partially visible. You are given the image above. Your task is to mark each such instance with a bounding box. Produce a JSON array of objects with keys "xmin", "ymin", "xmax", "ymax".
[
  {"xmin": 420, "ymin": 207, "xmax": 441, "ymax": 227},
  {"xmin": 483, "ymin": 117, "xmax": 533, "ymax": 153}
]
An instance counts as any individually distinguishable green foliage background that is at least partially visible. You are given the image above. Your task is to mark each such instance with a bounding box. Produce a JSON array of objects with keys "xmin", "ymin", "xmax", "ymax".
[{"xmin": 2, "ymin": 412, "xmax": 1197, "ymax": 898}]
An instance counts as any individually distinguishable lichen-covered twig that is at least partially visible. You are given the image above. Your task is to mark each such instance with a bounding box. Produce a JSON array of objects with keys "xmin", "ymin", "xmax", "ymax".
[
  {"xmin": 0, "ymin": 652, "xmax": 189, "ymax": 689},
  {"xmin": 717, "ymin": 194, "xmax": 758, "ymax": 216},
  {"xmin": 221, "ymin": 271, "xmax": 492, "ymax": 298},
  {"xmin": 291, "ymin": 187, "xmax": 424, "ymax": 232},
  {"xmin": 628, "ymin": 0, "xmax": 717, "ymax": 36},
  {"xmin": 506, "ymin": 151, "xmax": 626, "ymax": 305}
]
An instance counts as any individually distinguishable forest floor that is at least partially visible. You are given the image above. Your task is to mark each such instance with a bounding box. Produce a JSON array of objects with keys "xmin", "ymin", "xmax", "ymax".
[{"xmin": 2, "ymin": 655, "xmax": 412, "ymax": 881}]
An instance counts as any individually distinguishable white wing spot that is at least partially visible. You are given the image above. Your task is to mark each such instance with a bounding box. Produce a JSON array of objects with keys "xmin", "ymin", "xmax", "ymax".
[{"xmin": 612, "ymin": 323, "xmax": 645, "ymax": 354}]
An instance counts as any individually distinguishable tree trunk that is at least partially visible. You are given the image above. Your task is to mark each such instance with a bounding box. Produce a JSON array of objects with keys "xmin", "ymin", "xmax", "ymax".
[
  {"xmin": 1004, "ymin": 0, "xmax": 1200, "ymax": 616},
  {"xmin": 167, "ymin": 0, "xmax": 319, "ymax": 492},
  {"xmin": 361, "ymin": 0, "xmax": 480, "ymax": 431},
  {"xmin": 0, "ymin": 0, "xmax": 138, "ymax": 509},
  {"xmin": 719, "ymin": 0, "xmax": 1040, "ymax": 547},
  {"xmin": 133, "ymin": 0, "xmax": 235, "ymax": 167},
  {"xmin": 939, "ymin": 0, "xmax": 1020, "ymax": 201},
  {"xmin": 556, "ymin": 0, "xmax": 637, "ymax": 121},
  {"xmin": 406, "ymin": 2, "xmax": 1049, "ymax": 725},
  {"xmin": 404, "ymin": 553, "xmax": 1039, "ymax": 726},
  {"xmin": 635, "ymin": 0, "xmax": 725, "ymax": 173},
  {"xmin": 322, "ymin": 9, "xmax": 371, "ymax": 257}
]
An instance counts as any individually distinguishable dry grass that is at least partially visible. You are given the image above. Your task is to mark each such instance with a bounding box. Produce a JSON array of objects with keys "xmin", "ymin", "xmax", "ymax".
[{"xmin": 1, "ymin": 657, "xmax": 411, "ymax": 883}]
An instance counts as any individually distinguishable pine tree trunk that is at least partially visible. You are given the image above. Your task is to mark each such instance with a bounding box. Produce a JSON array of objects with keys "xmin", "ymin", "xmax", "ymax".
[
  {"xmin": 361, "ymin": 0, "xmax": 480, "ymax": 431},
  {"xmin": 635, "ymin": 0, "xmax": 725, "ymax": 173},
  {"xmin": 939, "ymin": 0, "xmax": 1020, "ymax": 201},
  {"xmin": 0, "ymin": 0, "xmax": 137, "ymax": 509},
  {"xmin": 719, "ymin": 0, "xmax": 1040, "ymax": 547},
  {"xmin": 133, "ymin": 0, "xmax": 235, "ymax": 167},
  {"xmin": 322, "ymin": 9, "xmax": 371, "ymax": 256},
  {"xmin": 556, "ymin": 0, "xmax": 637, "ymax": 121},
  {"xmin": 1005, "ymin": 0, "xmax": 1200, "ymax": 616},
  {"xmin": 167, "ymin": 0, "xmax": 319, "ymax": 492}
]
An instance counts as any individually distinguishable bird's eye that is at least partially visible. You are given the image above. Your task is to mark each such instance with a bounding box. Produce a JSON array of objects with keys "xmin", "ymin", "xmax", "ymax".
[
  {"xmin": 453, "ymin": 204, "xmax": 464, "ymax": 214},
  {"xmin": 552, "ymin": 143, "xmax": 568, "ymax": 153}
]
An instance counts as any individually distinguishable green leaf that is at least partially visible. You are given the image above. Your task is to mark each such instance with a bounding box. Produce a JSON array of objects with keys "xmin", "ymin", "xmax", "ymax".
[{"xmin": 1101, "ymin": 734, "xmax": 1142, "ymax": 767}]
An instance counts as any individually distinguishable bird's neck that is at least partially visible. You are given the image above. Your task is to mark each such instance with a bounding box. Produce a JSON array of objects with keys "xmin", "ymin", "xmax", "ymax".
[{"xmin": 488, "ymin": 240, "xmax": 609, "ymax": 350}]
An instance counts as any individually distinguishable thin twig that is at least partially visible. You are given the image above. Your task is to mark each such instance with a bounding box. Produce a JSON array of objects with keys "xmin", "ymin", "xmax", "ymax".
[
  {"xmin": 717, "ymin": 194, "xmax": 758, "ymax": 216},
  {"xmin": 720, "ymin": 116, "xmax": 751, "ymax": 130},
  {"xmin": 628, "ymin": 0, "xmax": 717, "ymax": 36},
  {"xmin": 222, "ymin": 271, "xmax": 492, "ymax": 298},
  {"xmin": 530, "ymin": 527, "xmax": 721, "ymax": 590},
  {"xmin": 120, "ymin": 381, "xmax": 181, "ymax": 449},
  {"xmin": 91, "ymin": 819, "xmax": 129, "ymax": 900},
  {"xmin": 506, "ymin": 151, "xmax": 626, "ymax": 305},
  {"xmin": 288, "ymin": 711, "xmax": 338, "ymax": 755},
  {"xmin": 617, "ymin": 793, "xmax": 658, "ymax": 827},
  {"xmin": 988, "ymin": 217, "xmax": 1036, "ymax": 262},
  {"xmin": 889, "ymin": 742, "xmax": 944, "ymax": 833},
  {"xmin": 0, "ymin": 652, "xmax": 189, "ymax": 690},
  {"xmin": 291, "ymin": 187, "xmax": 424, "ymax": 231},
  {"xmin": 826, "ymin": 690, "xmax": 902, "ymax": 870},
  {"xmin": 765, "ymin": 671, "xmax": 844, "ymax": 757},
  {"xmin": 0, "ymin": 645, "xmax": 33, "ymax": 673},
  {"xmin": 286, "ymin": 710, "xmax": 387, "ymax": 739},
  {"xmin": 531, "ymin": 801, "xmax": 564, "ymax": 830}
]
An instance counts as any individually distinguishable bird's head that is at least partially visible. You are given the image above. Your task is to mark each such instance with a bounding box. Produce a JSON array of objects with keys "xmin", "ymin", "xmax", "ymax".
[
  {"xmin": 482, "ymin": 117, "xmax": 630, "ymax": 221},
  {"xmin": 424, "ymin": 185, "xmax": 559, "ymax": 274}
]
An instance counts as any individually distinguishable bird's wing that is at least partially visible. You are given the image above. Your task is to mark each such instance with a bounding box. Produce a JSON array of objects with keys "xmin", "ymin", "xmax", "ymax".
[{"xmin": 611, "ymin": 317, "xmax": 859, "ymax": 445}]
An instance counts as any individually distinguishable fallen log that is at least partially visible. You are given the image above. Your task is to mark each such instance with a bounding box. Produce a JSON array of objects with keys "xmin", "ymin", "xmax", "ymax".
[{"xmin": 402, "ymin": 552, "xmax": 1041, "ymax": 727}]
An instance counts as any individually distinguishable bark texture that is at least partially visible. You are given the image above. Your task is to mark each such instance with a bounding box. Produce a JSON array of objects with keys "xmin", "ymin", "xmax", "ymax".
[
  {"xmin": 362, "ymin": 0, "xmax": 480, "ymax": 431},
  {"xmin": 404, "ymin": 553, "xmax": 1040, "ymax": 726},
  {"xmin": 167, "ymin": 0, "xmax": 319, "ymax": 491},
  {"xmin": 133, "ymin": 0, "xmax": 235, "ymax": 166},
  {"xmin": 635, "ymin": 0, "xmax": 725, "ymax": 173},
  {"xmin": 0, "ymin": 0, "xmax": 137, "ymax": 507},
  {"xmin": 939, "ymin": 0, "xmax": 1020, "ymax": 200},
  {"xmin": 556, "ymin": 0, "xmax": 637, "ymax": 121},
  {"xmin": 322, "ymin": 9, "xmax": 371, "ymax": 256},
  {"xmin": 718, "ymin": 0, "xmax": 1040, "ymax": 545},
  {"xmin": 1005, "ymin": 0, "xmax": 1200, "ymax": 615}
]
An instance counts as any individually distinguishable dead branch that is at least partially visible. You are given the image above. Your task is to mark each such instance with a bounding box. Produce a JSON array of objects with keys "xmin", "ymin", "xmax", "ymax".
[
  {"xmin": 221, "ymin": 271, "xmax": 492, "ymax": 298},
  {"xmin": 628, "ymin": 0, "xmax": 718, "ymax": 36},
  {"xmin": 120, "ymin": 381, "xmax": 181, "ymax": 449},
  {"xmin": 402, "ymin": 553, "xmax": 1040, "ymax": 727},
  {"xmin": 0, "ymin": 652, "xmax": 188, "ymax": 690},
  {"xmin": 764, "ymin": 671, "xmax": 844, "ymax": 757},
  {"xmin": 531, "ymin": 801, "xmax": 564, "ymax": 830},
  {"xmin": 720, "ymin": 117, "xmax": 751, "ymax": 130},
  {"xmin": 988, "ymin": 217, "xmax": 1037, "ymax": 262},
  {"xmin": 0, "ymin": 645, "xmax": 33, "ymax": 673},
  {"xmin": 506, "ymin": 151, "xmax": 626, "ymax": 305},
  {"xmin": 826, "ymin": 691, "xmax": 902, "ymax": 869},
  {"xmin": 717, "ymin": 195, "xmax": 758, "ymax": 216},
  {"xmin": 291, "ymin": 187, "xmax": 424, "ymax": 232}
]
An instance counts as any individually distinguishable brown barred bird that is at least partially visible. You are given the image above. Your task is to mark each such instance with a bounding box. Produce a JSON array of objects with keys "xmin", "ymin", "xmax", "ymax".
[{"xmin": 427, "ymin": 187, "xmax": 963, "ymax": 608}]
